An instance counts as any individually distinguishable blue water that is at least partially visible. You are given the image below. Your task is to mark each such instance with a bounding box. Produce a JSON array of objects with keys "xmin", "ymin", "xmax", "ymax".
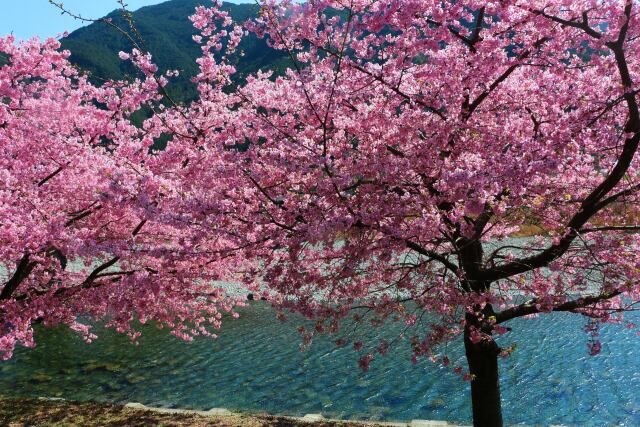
[{"xmin": 1, "ymin": 302, "xmax": 639, "ymax": 426}]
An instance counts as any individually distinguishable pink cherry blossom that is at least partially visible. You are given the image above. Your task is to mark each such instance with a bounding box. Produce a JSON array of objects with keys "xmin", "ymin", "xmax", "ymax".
[{"xmin": 3, "ymin": 1, "xmax": 640, "ymax": 425}]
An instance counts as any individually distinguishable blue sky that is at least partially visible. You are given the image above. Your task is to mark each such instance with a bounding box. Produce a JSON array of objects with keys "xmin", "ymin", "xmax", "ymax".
[{"xmin": 1, "ymin": 0, "xmax": 249, "ymax": 40}]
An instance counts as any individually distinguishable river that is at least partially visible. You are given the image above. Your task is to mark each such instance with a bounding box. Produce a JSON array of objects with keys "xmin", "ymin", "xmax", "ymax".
[{"xmin": 1, "ymin": 301, "xmax": 639, "ymax": 425}]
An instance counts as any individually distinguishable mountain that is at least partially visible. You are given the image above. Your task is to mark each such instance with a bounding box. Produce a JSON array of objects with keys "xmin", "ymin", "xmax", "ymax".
[{"xmin": 61, "ymin": 1, "xmax": 289, "ymax": 102}]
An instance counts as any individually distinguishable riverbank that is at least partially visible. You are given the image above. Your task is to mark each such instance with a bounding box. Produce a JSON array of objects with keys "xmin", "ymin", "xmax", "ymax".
[{"xmin": 0, "ymin": 397, "xmax": 462, "ymax": 427}]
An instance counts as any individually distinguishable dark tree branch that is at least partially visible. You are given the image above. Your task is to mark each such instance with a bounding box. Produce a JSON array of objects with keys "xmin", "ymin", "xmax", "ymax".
[
  {"xmin": 316, "ymin": 45, "xmax": 446, "ymax": 120},
  {"xmin": 495, "ymin": 291, "xmax": 622, "ymax": 324},
  {"xmin": 531, "ymin": 8, "xmax": 602, "ymax": 39},
  {"xmin": 81, "ymin": 256, "xmax": 120, "ymax": 288},
  {"xmin": 479, "ymin": 7, "xmax": 639, "ymax": 282},
  {"xmin": 0, "ymin": 254, "xmax": 36, "ymax": 301},
  {"xmin": 471, "ymin": 189, "xmax": 510, "ymax": 240},
  {"xmin": 132, "ymin": 219, "xmax": 147, "ymax": 236},
  {"xmin": 593, "ymin": 182, "xmax": 640, "ymax": 210},
  {"xmin": 448, "ymin": 7, "xmax": 486, "ymax": 53},
  {"xmin": 65, "ymin": 204, "xmax": 103, "ymax": 227},
  {"xmin": 580, "ymin": 225, "xmax": 640, "ymax": 233},
  {"xmin": 466, "ymin": 37, "xmax": 548, "ymax": 118},
  {"xmin": 245, "ymin": 171, "xmax": 287, "ymax": 210},
  {"xmin": 37, "ymin": 166, "xmax": 65, "ymax": 187},
  {"xmin": 405, "ymin": 240, "xmax": 459, "ymax": 273}
]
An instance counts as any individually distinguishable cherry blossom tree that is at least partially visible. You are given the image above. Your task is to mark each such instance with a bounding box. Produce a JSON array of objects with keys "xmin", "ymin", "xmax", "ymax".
[
  {"xmin": 156, "ymin": 1, "xmax": 638, "ymax": 425},
  {"xmin": 3, "ymin": 0, "xmax": 640, "ymax": 425},
  {"xmin": 0, "ymin": 35, "xmax": 241, "ymax": 361}
]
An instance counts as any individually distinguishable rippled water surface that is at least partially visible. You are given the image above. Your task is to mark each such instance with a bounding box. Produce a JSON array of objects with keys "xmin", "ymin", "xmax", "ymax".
[{"xmin": 1, "ymin": 303, "xmax": 639, "ymax": 426}]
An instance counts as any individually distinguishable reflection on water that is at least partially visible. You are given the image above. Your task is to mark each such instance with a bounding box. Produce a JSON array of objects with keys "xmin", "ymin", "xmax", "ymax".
[{"xmin": 1, "ymin": 302, "xmax": 639, "ymax": 426}]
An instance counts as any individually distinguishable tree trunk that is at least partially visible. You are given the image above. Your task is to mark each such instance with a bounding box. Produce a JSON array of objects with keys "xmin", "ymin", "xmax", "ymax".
[{"xmin": 464, "ymin": 324, "xmax": 503, "ymax": 427}]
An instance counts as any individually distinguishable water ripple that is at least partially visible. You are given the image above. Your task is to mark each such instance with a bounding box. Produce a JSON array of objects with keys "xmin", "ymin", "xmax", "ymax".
[{"xmin": 0, "ymin": 302, "xmax": 638, "ymax": 425}]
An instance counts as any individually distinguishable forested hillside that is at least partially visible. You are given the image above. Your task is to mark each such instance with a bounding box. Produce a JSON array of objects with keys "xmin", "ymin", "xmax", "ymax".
[{"xmin": 61, "ymin": 1, "xmax": 289, "ymax": 102}]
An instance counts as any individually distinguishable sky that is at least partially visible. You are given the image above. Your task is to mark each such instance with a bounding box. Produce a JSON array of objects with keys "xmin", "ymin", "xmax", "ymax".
[{"xmin": 0, "ymin": 0, "xmax": 249, "ymax": 41}]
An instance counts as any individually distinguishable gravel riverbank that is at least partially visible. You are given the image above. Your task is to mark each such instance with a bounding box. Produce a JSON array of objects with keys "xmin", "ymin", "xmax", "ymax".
[{"xmin": 0, "ymin": 397, "xmax": 465, "ymax": 427}]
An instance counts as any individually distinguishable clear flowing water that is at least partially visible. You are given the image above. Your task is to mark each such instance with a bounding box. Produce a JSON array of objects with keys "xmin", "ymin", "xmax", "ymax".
[{"xmin": 1, "ymin": 302, "xmax": 639, "ymax": 426}]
